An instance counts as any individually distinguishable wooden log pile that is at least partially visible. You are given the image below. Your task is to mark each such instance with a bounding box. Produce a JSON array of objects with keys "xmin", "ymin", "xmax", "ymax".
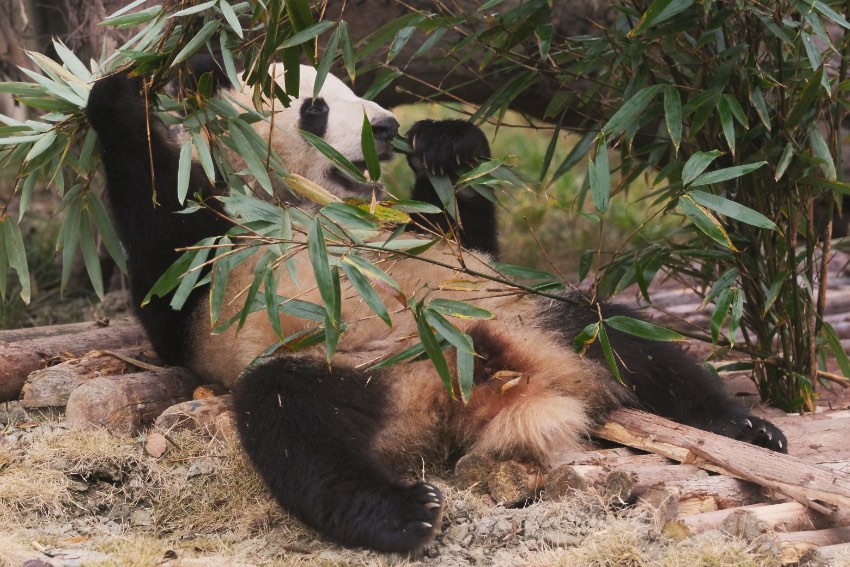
[{"xmin": 5, "ymin": 317, "xmax": 850, "ymax": 562}]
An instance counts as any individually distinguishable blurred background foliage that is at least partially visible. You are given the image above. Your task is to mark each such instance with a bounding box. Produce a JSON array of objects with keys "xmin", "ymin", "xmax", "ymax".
[{"xmin": 2, "ymin": 0, "xmax": 850, "ymax": 410}]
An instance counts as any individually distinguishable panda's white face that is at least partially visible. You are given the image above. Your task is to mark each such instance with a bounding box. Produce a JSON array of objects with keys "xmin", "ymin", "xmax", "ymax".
[{"xmin": 227, "ymin": 64, "xmax": 399, "ymax": 201}]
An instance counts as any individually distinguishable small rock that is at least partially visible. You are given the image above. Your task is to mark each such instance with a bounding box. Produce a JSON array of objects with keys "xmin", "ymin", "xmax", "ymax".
[
  {"xmin": 187, "ymin": 459, "xmax": 216, "ymax": 478},
  {"xmin": 443, "ymin": 523, "xmax": 470, "ymax": 544},
  {"xmin": 491, "ymin": 518, "xmax": 514, "ymax": 539},
  {"xmin": 543, "ymin": 531, "xmax": 582, "ymax": 548},
  {"xmin": 144, "ymin": 432, "xmax": 168, "ymax": 457},
  {"xmin": 130, "ymin": 509, "xmax": 153, "ymax": 526}
]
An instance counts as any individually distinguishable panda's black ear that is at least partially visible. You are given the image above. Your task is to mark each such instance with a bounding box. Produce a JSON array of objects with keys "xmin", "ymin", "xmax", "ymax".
[{"xmin": 183, "ymin": 54, "xmax": 232, "ymax": 94}]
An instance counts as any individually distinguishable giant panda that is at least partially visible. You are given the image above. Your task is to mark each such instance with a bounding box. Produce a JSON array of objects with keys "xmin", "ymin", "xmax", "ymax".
[{"xmin": 85, "ymin": 64, "xmax": 786, "ymax": 555}]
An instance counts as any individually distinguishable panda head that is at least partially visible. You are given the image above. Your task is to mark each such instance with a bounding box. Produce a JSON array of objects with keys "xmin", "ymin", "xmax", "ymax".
[{"xmin": 227, "ymin": 64, "xmax": 399, "ymax": 202}]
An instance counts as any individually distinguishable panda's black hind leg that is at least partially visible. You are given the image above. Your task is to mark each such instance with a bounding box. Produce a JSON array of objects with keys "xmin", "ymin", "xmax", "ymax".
[{"xmin": 232, "ymin": 355, "xmax": 443, "ymax": 553}]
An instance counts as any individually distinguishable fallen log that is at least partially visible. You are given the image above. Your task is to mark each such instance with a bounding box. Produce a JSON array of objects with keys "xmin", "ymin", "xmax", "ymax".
[
  {"xmin": 66, "ymin": 369, "xmax": 202, "ymax": 437},
  {"xmin": 0, "ymin": 321, "xmax": 149, "ymax": 402},
  {"xmin": 664, "ymin": 501, "xmax": 850, "ymax": 540},
  {"xmin": 543, "ymin": 462, "xmax": 706, "ymax": 502},
  {"xmin": 799, "ymin": 542, "xmax": 850, "ymax": 565},
  {"xmin": 597, "ymin": 409, "xmax": 850, "ymax": 512},
  {"xmin": 0, "ymin": 318, "xmax": 137, "ymax": 343},
  {"xmin": 154, "ymin": 394, "xmax": 234, "ymax": 433},
  {"xmin": 20, "ymin": 347, "xmax": 158, "ymax": 408},
  {"xmin": 777, "ymin": 527, "xmax": 850, "ymax": 564},
  {"xmin": 642, "ymin": 475, "xmax": 765, "ymax": 521}
]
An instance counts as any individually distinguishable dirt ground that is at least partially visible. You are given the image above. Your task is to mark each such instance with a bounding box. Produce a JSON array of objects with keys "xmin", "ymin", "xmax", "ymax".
[{"xmin": 0, "ymin": 403, "xmax": 803, "ymax": 567}]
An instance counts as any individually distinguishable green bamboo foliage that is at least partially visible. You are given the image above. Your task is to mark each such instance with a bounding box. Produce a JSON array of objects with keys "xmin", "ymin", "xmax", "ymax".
[
  {"xmin": 0, "ymin": 0, "xmax": 528, "ymax": 401},
  {"xmin": 7, "ymin": 0, "xmax": 848, "ymax": 410}
]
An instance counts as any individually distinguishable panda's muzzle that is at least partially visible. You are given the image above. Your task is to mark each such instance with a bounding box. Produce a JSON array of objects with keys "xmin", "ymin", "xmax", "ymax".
[{"xmin": 329, "ymin": 115, "xmax": 399, "ymax": 194}]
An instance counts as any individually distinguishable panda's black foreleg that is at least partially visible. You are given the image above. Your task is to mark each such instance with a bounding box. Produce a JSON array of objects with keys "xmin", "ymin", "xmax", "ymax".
[
  {"xmin": 406, "ymin": 119, "xmax": 499, "ymax": 257},
  {"xmin": 233, "ymin": 356, "xmax": 443, "ymax": 553}
]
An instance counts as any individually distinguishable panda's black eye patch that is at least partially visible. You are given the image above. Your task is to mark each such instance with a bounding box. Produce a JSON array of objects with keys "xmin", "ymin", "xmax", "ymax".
[{"xmin": 300, "ymin": 97, "xmax": 329, "ymax": 138}]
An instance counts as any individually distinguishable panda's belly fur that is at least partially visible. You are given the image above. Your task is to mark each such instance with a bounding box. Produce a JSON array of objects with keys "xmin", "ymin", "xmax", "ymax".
[{"xmin": 187, "ymin": 238, "xmax": 632, "ymax": 466}]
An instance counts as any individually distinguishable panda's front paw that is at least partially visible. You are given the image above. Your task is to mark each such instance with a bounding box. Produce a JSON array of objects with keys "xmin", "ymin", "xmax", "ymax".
[
  {"xmin": 709, "ymin": 415, "xmax": 787, "ymax": 453},
  {"xmin": 406, "ymin": 119, "xmax": 490, "ymax": 176}
]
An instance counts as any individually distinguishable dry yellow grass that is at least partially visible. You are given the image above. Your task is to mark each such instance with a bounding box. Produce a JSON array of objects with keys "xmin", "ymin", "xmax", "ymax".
[{"xmin": 0, "ymin": 413, "xmax": 782, "ymax": 566}]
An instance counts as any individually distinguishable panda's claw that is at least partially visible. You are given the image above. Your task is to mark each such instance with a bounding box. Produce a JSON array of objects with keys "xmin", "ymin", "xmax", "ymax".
[{"xmin": 700, "ymin": 415, "xmax": 787, "ymax": 453}]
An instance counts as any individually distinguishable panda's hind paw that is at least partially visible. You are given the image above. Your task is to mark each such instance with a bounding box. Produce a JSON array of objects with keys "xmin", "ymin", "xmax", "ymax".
[
  {"xmin": 372, "ymin": 481, "xmax": 443, "ymax": 554},
  {"xmin": 727, "ymin": 415, "xmax": 788, "ymax": 453}
]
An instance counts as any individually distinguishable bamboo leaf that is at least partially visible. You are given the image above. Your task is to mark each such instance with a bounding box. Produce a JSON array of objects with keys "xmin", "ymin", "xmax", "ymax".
[
  {"xmin": 711, "ymin": 287, "xmax": 733, "ymax": 345},
  {"xmin": 340, "ymin": 254, "xmax": 407, "ymax": 307},
  {"xmin": 78, "ymin": 211, "xmax": 104, "ymax": 299},
  {"xmin": 264, "ymin": 268, "xmax": 283, "ymax": 340},
  {"xmin": 704, "ymin": 267, "xmax": 738, "ymax": 305},
  {"xmin": 387, "ymin": 26, "xmax": 416, "ymax": 63},
  {"xmin": 682, "ymin": 150, "xmax": 723, "ymax": 186},
  {"xmin": 314, "ymin": 24, "xmax": 341, "ymax": 98},
  {"xmin": 369, "ymin": 340, "xmax": 429, "ymax": 370},
  {"xmin": 100, "ymin": 5, "xmax": 162, "ymax": 28},
  {"xmin": 787, "ymin": 65, "xmax": 824, "ymax": 129},
  {"xmin": 87, "ymin": 192, "xmax": 127, "ymax": 273},
  {"xmin": 600, "ymin": 85, "xmax": 662, "ymax": 138},
  {"xmin": 678, "ymin": 194, "xmax": 737, "ymax": 251},
  {"xmin": 226, "ymin": 119, "xmax": 273, "ymax": 193},
  {"xmin": 589, "ymin": 136, "xmax": 610, "ymax": 212},
  {"xmin": 809, "ymin": 127, "xmax": 836, "ymax": 180},
  {"xmin": 177, "ymin": 138, "xmax": 193, "ymax": 204},
  {"xmin": 689, "ymin": 190, "xmax": 778, "ymax": 230},
  {"xmin": 209, "ymin": 236, "xmax": 232, "ymax": 325},
  {"xmin": 361, "ymin": 113, "xmax": 381, "ymax": 182},
  {"xmin": 597, "ymin": 324, "xmax": 623, "ymax": 383},
  {"xmin": 750, "ymin": 85, "xmax": 771, "ymax": 131},
  {"xmin": 428, "ymin": 298, "xmax": 493, "ymax": 320},
  {"xmin": 492, "ymin": 262, "xmax": 560, "ymax": 282},
  {"xmin": 573, "ymin": 322, "xmax": 599, "ymax": 355},
  {"xmin": 338, "ymin": 21, "xmax": 356, "ymax": 82},
  {"xmin": 170, "ymin": 0, "xmax": 216, "ymax": 18},
  {"xmin": 361, "ymin": 69, "xmax": 402, "ymax": 100},
  {"xmin": 24, "ymin": 130, "xmax": 56, "ymax": 163},
  {"xmin": 173, "ymin": 20, "xmax": 220, "ymax": 64},
  {"xmin": 716, "ymin": 96, "xmax": 736, "ymax": 156},
  {"xmin": 169, "ymin": 242, "xmax": 213, "ymax": 310},
  {"xmin": 415, "ymin": 305, "xmax": 455, "ymax": 398},
  {"xmin": 52, "ymin": 39, "xmax": 91, "ymax": 81},
  {"xmin": 762, "ymin": 271, "xmax": 786, "ymax": 316},
  {"xmin": 340, "ymin": 259, "xmax": 392, "ymax": 327},
  {"xmin": 775, "ymin": 142, "xmax": 794, "ymax": 181},
  {"xmin": 280, "ymin": 298, "xmax": 327, "ymax": 322},
  {"xmin": 218, "ymin": 0, "xmax": 243, "ymax": 38},
  {"xmin": 308, "ymin": 219, "xmax": 336, "ymax": 319},
  {"xmin": 300, "ymin": 129, "xmax": 365, "ymax": 181},
  {"xmin": 321, "ymin": 202, "xmax": 379, "ymax": 231},
  {"xmin": 664, "ymin": 86, "xmax": 682, "ymax": 153},
  {"xmin": 822, "ymin": 322, "xmax": 850, "ymax": 377},
  {"xmin": 1, "ymin": 217, "xmax": 30, "ymax": 304},
  {"xmin": 689, "ymin": 161, "xmax": 767, "ymax": 187},
  {"xmin": 604, "ymin": 315, "xmax": 684, "ymax": 341},
  {"xmin": 281, "ymin": 21, "xmax": 336, "ymax": 48}
]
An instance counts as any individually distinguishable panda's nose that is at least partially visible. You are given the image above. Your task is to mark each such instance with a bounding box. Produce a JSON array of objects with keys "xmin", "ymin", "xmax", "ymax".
[{"xmin": 371, "ymin": 116, "xmax": 400, "ymax": 141}]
